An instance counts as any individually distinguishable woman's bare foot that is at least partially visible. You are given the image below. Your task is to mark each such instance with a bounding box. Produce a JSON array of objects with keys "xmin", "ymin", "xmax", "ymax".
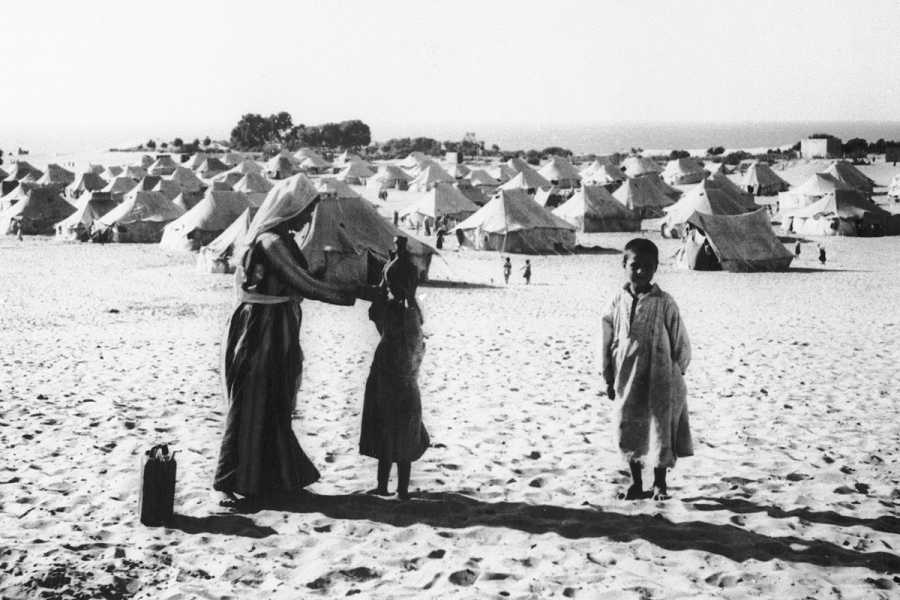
[
  {"xmin": 218, "ymin": 491, "xmax": 240, "ymax": 508},
  {"xmin": 651, "ymin": 485, "xmax": 671, "ymax": 501},
  {"xmin": 367, "ymin": 487, "xmax": 394, "ymax": 496}
]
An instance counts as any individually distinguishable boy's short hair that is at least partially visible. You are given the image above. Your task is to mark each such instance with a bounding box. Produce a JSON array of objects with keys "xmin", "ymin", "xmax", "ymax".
[{"xmin": 623, "ymin": 238, "xmax": 659, "ymax": 266}]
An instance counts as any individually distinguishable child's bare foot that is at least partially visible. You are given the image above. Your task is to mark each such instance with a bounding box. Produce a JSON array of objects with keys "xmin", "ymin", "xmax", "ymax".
[
  {"xmin": 218, "ymin": 491, "xmax": 240, "ymax": 508},
  {"xmin": 619, "ymin": 484, "xmax": 651, "ymax": 500},
  {"xmin": 366, "ymin": 487, "xmax": 394, "ymax": 496}
]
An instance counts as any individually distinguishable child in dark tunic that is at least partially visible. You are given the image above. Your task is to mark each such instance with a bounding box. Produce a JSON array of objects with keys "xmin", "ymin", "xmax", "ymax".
[{"xmin": 360, "ymin": 236, "xmax": 429, "ymax": 499}]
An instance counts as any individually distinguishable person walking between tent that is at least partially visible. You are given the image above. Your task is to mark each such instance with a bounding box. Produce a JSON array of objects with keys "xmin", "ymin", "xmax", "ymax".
[
  {"xmin": 502, "ymin": 257, "xmax": 512, "ymax": 284},
  {"xmin": 794, "ymin": 241, "xmax": 801, "ymax": 258},
  {"xmin": 522, "ymin": 259, "xmax": 532, "ymax": 284},
  {"xmin": 360, "ymin": 236, "xmax": 429, "ymax": 500},
  {"xmin": 818, "ymin": 244, "xmax": 827, "ymax": 265},
  {"xmin": 600, "ymin": 238, "xmax": 693, "ymax": 500}
]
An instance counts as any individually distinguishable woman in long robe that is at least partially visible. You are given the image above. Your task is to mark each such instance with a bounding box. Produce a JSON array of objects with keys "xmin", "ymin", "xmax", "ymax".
[
  {"xmin": 359, "ymin": 237, "xmax": 429, "ymax": 499},
  {"xmin": 214, "ymin": 175, "xmax": 357, "ymax": 505}
]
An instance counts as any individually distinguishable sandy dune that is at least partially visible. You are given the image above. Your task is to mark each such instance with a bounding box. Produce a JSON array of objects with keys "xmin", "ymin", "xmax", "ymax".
[{"xmin": 1, "ymin": 228, "xmax": 899, "ymax": 598}]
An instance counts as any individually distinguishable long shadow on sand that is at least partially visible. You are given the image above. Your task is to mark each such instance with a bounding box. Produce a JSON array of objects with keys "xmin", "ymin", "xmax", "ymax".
[
  {"xmin": 167, "ymin": 513, "xmax": 277, "ymax": 538},
  {"xmin": 420, "ymin": 280, "xmax": 497, "ymax": 290},
  {"xmin": 683, "ymin": 496, "xmax": 900, "ymax": 534},
  {"xmin": 244, "ymin": 491, "xmax": 900, "ymax": 572},
  {"xmin": 788, "ymin": 267, "xmax": 867, "ymax": 273}
]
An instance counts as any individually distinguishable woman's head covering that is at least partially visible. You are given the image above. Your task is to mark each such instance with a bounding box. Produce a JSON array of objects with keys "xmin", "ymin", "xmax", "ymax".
[{"xmin": 240, "ymin": 174, "xmax": 319, "ymax": 250}]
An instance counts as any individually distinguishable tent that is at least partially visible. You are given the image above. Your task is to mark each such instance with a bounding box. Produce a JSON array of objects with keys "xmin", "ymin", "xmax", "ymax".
[
  {"xmin": 707, "ymin": 171, "xmax": 757, "ymax": 210},
  {"xmin": 445, "ymin": 163, "xmax": 471, "ymax": 179},
  {"xmin": 579, "ymin": 157, "xmax": 614, "ymax": 176},
  {"xmin": 534, "ymin": 186, "xmax": 569, "ymax": 209},
  {"xmin": 227, "ymin": 159, "xmax": 263, "ymax": 175},
  {"xmin": 298, "ymin": 194, "xmax": 437, "ymax": 286},
  {"xmin": 148, "ymin": 155, "xmax": 178, "ymax": 176},
  {"xmin": 335, "ymin": 160, "xmax": 375, "ymax": 185},
  {"xmin": 4, "ymin": 160, "xmax": 41, "ymax": 181},
  {"xmin": 208, "ymin": 170, "xmax": 243, "ymax": 188},
  {"xmin": 661, "ymin": 157, "xmax": 705, "ymax": 185},
  {"xmin": 66, "ymin": 172, "xmax": 107, "ymax": 200},
  {"xmin": 457, "ymin": 184, "xmax": 488, "ymax": 207},
  {"xmin": 136, "ymin": 176, "xmax": 162, "ymax": 191},
  {"xmin": 334, "ymin": 150, "xmax": 362, "ymax": 166},
  {"xmin": 553, "ymin": 185, "xmax": 640, "ymax": 232},
  {"xmin": 101, "ymin": 176, "xmax": 139, "ymax": 201},
  {"xmin": 643, "ymin": 172, "xmax": 682, "ymax": 200},
  {"xmin": 498, "ymin": 169, "xmax": 551, "ymax": 192},
  {"xmin": 782, "ymin": 189, "xmax": 892, "ymax": 237},
  {"xmin": 220, "ymin": 152, "xmax": 243, "ymax": 167},
  {"xmin": 0, "ymin": 182, "xmax": 34, "ymax": 211},
  {"xmin": 455, "ymin": 188, "xmax": 576, "ymax": 253},
  {"xmin": 168, "ymin": 166, "xmax": 205, "ymax": 193},
  {"xmin": 538, "ymin": 156, "xmax": 581, "ymax": 188},
  {"xmin": 408, "ymin": 164, "xmax": 455, "ymax": 192},
  {"xmin": 621, "ymin": 156, "xmax": 662, "ymax": 178},
  {"xmin": 368, "ymin": 165, "xmax": 412, "ymax": 191},
  {"xmin": 888, "ymin": 173, "xmax": 900, "ymax": 200},
  {"xmin": 160, "ymin": 190, "xmax": 251, "ymax": 251},
  {"xmin": 102, "ymin": 165, "xmax": 124, "ymax": 180},
  {"xmin": 0, "ymin": 187, "xmax": 75, "ymax": 235},
  {"xmin": 399, "ymin": 182, "xmax": 479, "ymax": 229},
  {"xmin": 399, "ymin": 151, "xmax": 430, "ymax": 170},
  {"xmin": 663, "ymin": 178, "xmax": 751, "ymax": 232},
  {"xmin": 123, "ymin": 165, "xmax": 147, "ymax": 180},
  {"xmin": 196, "ymin": 207, "xmax": 258, "ymax": 273},
  {"xmin": 134, "ymin": 155, "xmax": 154, "ymax": 169},
  {"xmin": 824, "ymin": 160, "xmax": 875, "ymax": 194},
  {"xmin": 489, "ymin": 163, "xmax": 518, "ymax": 183},
  {"xmin": 777, "ymin": 172, "xmax": 851, "ymax": 212},
  {"xmin": 612, "ymin": 177, "xmax": 675, "ymax": 218},
  {"xmin": 315, "ymin": 178, "xmax": 366, "ymax": 204},
  {"xmin": 466, "ymin": 169, "xmax": 501, "ymax": 188},
  {"xmin": 196, "ymin": 157, "xmax": 229, "ymax": 179},
  {"xmin": 742, "ymin": 161, "xmax": 790, "ymax": 196},
  {"xmin": 35, "ymin": 163, "xmax": 76, "ymax": 188},
  {"xmin": 55, "ymin": 192, "xmax": 117, "ymax": 241},
  {"xmin": 298, "ymin": 154, "xmax": 332, "ymax": 173},
  {"xmin": 506, "ymin": 157, "xmax": 535, "ymax": 173},
  {"xmin": 265, "ymin": 154, "xmax": 295, "ymax": 180},
  {"xmin": 677, "ymin": 209, "xmax": 794, "ymax": 272},
  {"xmin": 581, "ymin": 162, "xmax": 626, "ymax": 186},
  {"xmin": 182, "ymin": 152, "xmax": 208, "ymax": 170},
  {"xmin": 154, "ymin": 178, "xmax": 184, "ymax": 201},
  {"xmin": 93, "ymin": 189, "xmax": 184, "ymax": 242},
  {"xmin": 0, "ymin": 167, "xmax": 7, "ymax": 181},
  {"xmin": 233, "ymin": 171, "xmax": 273, "ymax": 195}
]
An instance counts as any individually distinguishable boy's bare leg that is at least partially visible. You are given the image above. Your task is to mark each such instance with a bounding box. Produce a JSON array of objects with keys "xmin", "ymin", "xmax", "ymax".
[
  {"xmin": 368, "ymin": 459, "xmax": 394, "ymax": 496},
  {"xmin": 397, "ymin": 461, "xmax": 411, "ymax": 500},
  {"xmin": 652, "ymin": 467, "xmax": 669, "ymax": 499}
]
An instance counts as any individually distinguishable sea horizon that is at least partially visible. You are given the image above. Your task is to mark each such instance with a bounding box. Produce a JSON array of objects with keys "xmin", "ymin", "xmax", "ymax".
[{"xmin": 5, "ymin": 120, "xmax": 900, "ymax": 161}]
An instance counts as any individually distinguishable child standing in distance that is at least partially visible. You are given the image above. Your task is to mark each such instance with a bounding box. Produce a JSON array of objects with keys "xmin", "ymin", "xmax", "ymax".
[
  {"xmin": 600, "ymin": 239, "xmax": 692, "ymax": 500},
  {"xmin": 502, "ymin": 257, "xmax": 512, "ymax": 284},
  {"xmin": 522, "ymin": 259, "xmax": 532, "ymax": 284}
]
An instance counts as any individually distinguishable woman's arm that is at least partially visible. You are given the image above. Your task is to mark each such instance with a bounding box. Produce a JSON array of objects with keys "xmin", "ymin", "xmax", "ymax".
[
  {"xmin": 260, "ymin": 234, "xmax": 356, "ymax": 306},
  {"xmin": 599, "ymin": 297, "xmax": 617, "ymax": 388}
]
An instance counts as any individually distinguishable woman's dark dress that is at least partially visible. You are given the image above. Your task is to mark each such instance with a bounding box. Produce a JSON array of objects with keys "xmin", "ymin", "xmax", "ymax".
[
  {"xmin": 359, "ymin": 257, "xmax": 430, "ymax": 463},
  {"xmin": 213, "ymin": 233, "xmax": 320, "ymax": 496}
]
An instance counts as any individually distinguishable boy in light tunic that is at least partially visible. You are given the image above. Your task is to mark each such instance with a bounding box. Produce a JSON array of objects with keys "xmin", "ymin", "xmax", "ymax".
[{"xmin": 601, "ymin": 239, "xmax": 693, "ymax": 500}]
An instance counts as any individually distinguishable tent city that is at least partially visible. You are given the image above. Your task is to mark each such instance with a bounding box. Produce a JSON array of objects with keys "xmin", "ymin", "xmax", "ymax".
[{"xmin": 1, "ymin": 1, "xmax": 899, "ymax": 598}]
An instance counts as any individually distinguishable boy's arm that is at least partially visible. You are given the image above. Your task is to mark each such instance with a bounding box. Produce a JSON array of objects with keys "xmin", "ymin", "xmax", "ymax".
[
  {"xmin": 599, "ymin": 298, "xmax": 617, "ymax": 387},
  {"xmin": 665, "ymin": 297, "xmax": 691, "ymax": 374}
]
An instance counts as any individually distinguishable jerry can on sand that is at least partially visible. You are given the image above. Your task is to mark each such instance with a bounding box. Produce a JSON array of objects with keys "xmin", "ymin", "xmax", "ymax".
[{"xmin": 139, "ymin": 444, "xmax": 176, "ymax": 526}]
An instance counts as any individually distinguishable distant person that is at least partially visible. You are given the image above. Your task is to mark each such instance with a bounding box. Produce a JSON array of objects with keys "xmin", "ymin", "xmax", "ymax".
[
  {"xmin": 521, "ymin": 259, "xmax": 532, "ymax": 284},
  {"xmin": 424, "ymin": 220, "xmax": 431, "ymax": 236},
  {"xmin": 502, "ymin": 257, "xmax": 512, "ymax": 284},
  {"xmin": 392, "ymin": 210, "xmax": 398, "ymax": 227},
  {"xmin": 818, "ymin": 244, "xmax": 827, "ymax": 265},
  {"xmin": 455, "ymin": 228, "xmax": 465, "ymax": 249},
  {"xmin": 360, "ymin": 236, "xmax": 429, "ymax": 500},
  {"xmin": 380, "ymin": 190, "xmax": 389, "ymax": 202},
  {"xmin": 600, "ymin": 238, "xmax": 692, "ymax": 500},
  {"xmin": 794, "ymin": 241, "xmax": 801, "ymax": 257},
  {"xmin": 435, "ymin": 228, "xmax": 446, "ymax": 250}
]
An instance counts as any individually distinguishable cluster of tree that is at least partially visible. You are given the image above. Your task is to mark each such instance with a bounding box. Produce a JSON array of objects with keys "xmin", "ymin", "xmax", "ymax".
[
  {"xmin": 706, "ymin": 146, "xmax": 725, "ymax": 156},
  {"xmin": 373, "ymin": 137, "xmax": 443, "ymax": 158},
  {"xmin": 497, "ymin": 147, "xmax": 573, "ymax": 165},
  {"xmin": 229, "ymin": 112, "xmax": 371, "ymax": 152},
  {"xmin": 843, "ymin": 137, "xmax": 900, "ymax": 156},
  {"xmin": 668, "ymin": 149, "xmax": 691, "ymax": 160},
  {"xmin": 131, "ymin": 136, "xmax": 214, "ymax": 154}
]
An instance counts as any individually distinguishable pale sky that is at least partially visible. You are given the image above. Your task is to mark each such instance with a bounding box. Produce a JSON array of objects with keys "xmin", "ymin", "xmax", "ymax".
[{"xmin": 0, "ymin": 0, "xmax": 897, "ymax": 151}]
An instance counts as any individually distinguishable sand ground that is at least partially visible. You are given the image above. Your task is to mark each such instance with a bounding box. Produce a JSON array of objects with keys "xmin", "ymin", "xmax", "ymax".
[{"xmin": 1, "ymin": 225, "xmax": 899, "ymax": 599}]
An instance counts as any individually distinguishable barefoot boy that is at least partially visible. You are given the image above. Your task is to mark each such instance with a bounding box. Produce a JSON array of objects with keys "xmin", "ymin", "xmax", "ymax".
[{"xmin": 600, "ymin": 239, "xmax": 693, "ymax": 500}]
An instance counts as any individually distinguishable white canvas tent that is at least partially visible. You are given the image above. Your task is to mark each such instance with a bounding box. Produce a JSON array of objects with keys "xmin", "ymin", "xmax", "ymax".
[{"xmin": 553, "ymin": 185, "xmax": 640, "ymax": 232}]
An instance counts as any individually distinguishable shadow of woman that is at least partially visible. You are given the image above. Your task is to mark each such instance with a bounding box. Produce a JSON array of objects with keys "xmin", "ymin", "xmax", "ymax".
[
  {"xmin": 241, "ymin": 490, "xmax": 900, "ymax": 573},
  {"xmin": 166, "ymin": 513, "xmax": 277, "ymax": 538}
]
